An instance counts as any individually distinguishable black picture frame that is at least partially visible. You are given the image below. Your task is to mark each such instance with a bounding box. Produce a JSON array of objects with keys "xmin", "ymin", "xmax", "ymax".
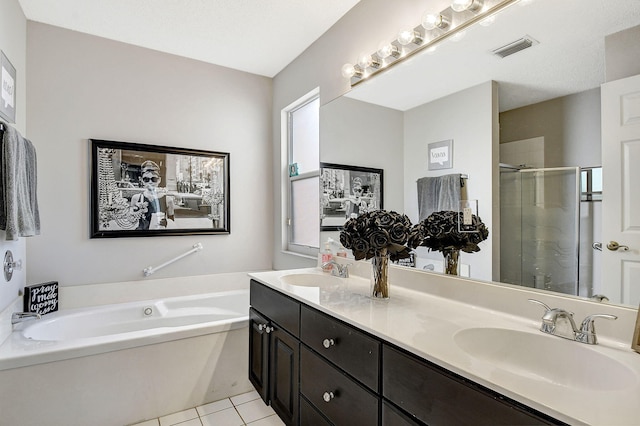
[
  {"xmin": 0, "ymin": 50, "xmax": 16, "ymax": 124},
  {"xmin": 90, "ymin": 139, "xmax": 230, "ymax": 238},
  {"xmin": 320, "ymin": 162, "xmax": 383, "ymax": 231}
]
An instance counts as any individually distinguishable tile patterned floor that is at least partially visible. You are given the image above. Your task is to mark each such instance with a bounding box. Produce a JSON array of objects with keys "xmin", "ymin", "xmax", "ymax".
[{"xmin": 130, "ymin": 390, "xmax": 285, "ymax": 426}]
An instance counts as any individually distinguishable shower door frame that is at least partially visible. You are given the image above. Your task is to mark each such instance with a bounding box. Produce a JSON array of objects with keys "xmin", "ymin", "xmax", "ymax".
[{"xmin": 501, "ymin": 166, "xmax": 581, "ymax": 296}]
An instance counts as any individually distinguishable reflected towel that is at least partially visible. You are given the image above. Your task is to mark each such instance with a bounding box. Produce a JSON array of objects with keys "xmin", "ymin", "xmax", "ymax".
[
  {"xmin": 0, "ymin": 123, "xmax": 40, "ymax": 240},
  {"xmin": 417, "ymin": 174, "xmax": 461, "ymax": 221}
]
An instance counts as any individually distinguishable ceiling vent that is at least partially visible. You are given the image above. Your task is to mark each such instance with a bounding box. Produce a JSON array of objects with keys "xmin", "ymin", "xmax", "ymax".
[{"xmin": 492, "ymin": 35, "xmax": 538, "ymax": 58}]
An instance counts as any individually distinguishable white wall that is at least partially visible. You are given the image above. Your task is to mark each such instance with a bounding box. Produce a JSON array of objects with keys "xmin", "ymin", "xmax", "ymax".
[
  {"xmin": 25, "ymin": 22, "xmax": 273, "ymax": 286},
  {"xmin": 404, "ymin": 82, "xmax": 497, "ymax": 281},
  {"xmin": 0, "ymin": 0, "xmax": 28, "ymax": 312}
]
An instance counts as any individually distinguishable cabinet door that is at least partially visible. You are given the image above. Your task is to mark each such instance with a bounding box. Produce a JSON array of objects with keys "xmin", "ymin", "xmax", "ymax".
[
  {"xmin": 249, "ymin": 308, "xmax": 270, "ymax": 403},
  {"xmin": 270, "ymin": 324, "xmax": 300, "ymax": 426}
]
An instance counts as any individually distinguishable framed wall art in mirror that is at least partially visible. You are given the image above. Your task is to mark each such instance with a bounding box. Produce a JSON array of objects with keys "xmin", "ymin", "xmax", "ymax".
[
  {"xmin": 90, "ymin": 139, "xmax": 230, "ymax": 238},
  {"xmin": 0, "ymin": 50, "xmax": 16, "ymax": 124},
  {"xmin": 320, "ymin": 162, "xmax": 383, "ymax": 231}
]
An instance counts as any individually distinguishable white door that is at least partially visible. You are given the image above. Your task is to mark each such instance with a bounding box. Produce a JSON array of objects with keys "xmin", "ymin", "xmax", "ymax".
[{"xmin": 601, "ymin": 73, "xmax": 640, "ymax": 306}]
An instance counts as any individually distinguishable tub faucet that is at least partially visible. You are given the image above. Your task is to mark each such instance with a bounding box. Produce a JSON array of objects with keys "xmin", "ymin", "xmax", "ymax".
[
  {"xmin": 321, "ymin": 260, "xmax": 350, "ymax": 278},
  {"xmin": 11, "ymin": 312, "xmax": 41, "ymax": 325}
]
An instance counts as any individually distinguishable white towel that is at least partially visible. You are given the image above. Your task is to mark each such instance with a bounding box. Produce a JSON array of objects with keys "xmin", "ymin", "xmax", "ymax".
[
  {"xmin": 417, "ymin": 174, "xmax": 461, "ymax": 221},
  {"xmin": 0, "ymin": 123, "xmax": 40, "ymax": 240}
]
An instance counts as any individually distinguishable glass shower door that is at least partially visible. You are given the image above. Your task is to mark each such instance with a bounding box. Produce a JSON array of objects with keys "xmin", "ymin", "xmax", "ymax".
[{"xmin": 501, "ymin": 167, "xmax": 580, "ymax": 295}]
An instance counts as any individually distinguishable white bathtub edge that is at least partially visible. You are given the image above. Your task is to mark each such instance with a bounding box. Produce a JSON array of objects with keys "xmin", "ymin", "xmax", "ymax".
[
  {"xmin": 0, "ymin": 315, "xmax": 248, "ymax": 371},
  {"xmin": 0, "ymin": 284, "xmax": 251, "ymax": 371}
]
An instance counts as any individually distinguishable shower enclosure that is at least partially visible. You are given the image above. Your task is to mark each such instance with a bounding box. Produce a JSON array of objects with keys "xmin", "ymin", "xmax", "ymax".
[{"xmin": 500, "ymin": 166, "xmax": 580, "ymax": 296}]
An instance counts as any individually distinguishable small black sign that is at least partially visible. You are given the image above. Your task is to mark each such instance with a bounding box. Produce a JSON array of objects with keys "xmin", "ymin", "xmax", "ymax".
[{"xmin": 23, "ymin": 281, "xmax": 59, "ymax": 315}]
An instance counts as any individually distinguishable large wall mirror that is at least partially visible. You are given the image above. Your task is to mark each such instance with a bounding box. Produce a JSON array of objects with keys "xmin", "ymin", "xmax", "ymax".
[{"xmin": 320, "ymin": 0, "xmax": 640, "ymax": 308}]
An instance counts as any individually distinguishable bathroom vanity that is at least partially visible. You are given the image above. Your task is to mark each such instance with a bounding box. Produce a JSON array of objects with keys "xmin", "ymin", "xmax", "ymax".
[{"xmin": 248, "ymin": 265, "xmax": 640, "ymax": 426}]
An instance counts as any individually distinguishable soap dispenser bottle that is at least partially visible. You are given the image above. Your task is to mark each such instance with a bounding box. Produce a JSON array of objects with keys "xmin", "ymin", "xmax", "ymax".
[{"xmin": 321, "ymin": 241, "xmax": 333, "ymax": 272}]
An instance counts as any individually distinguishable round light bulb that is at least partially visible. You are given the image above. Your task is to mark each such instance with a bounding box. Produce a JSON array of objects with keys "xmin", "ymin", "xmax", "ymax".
[
  {"xmin": 451, "ymin": 0, "xmax": 475, "ymax": 12},
  {"xmin": 422, "ymin": 13, "xmax": 448, "ymax": 30},
  {"xmin": 357, "ymin": 53, "xmax": 373, "ymax": 69},
  {"xmin": 377, "ymin": 41, "xmax": 398, "ymax": 59},
  {"xmin": 341, "ymin": 63, "xmax": 356, "ymax": 78},
  {"xmin": 397, "ymin": 29, "xmax": 416, "ymax": 46}
]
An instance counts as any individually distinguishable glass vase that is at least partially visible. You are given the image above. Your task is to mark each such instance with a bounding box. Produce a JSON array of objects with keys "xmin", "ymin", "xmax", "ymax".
[
  {"xmin": 443, "ymin": 248, "xmax": 460, "ymax": 275},
  {"xmin": 371, "ymin": 248, "xmax": 390, "ymax": 299}
]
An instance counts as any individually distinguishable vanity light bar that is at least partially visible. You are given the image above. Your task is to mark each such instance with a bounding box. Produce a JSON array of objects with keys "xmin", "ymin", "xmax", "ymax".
[{"xmin": 345, "ymin": 0, "xmax": 522, "ymax": 87}]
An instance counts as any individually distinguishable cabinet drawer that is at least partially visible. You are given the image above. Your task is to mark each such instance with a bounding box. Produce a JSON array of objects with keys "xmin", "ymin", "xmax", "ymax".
[
  {"xmin": 382, "ymin": 345, "xmax": 559, "ymax": 426},
  {"xmin": 300, "ymin": 396, "xmax": 332, "ymax": 426},
  {"xmin": 383, "ymin": 401, "xmax": 421, "ymax": 426},
  {"xmin": 250, "ymin": 280, "xmax": 300, "ymax": 337},
  {"xmin": 300, "ymin": 305, "xmax": 380, "ymax": 391},
  {"xmin": 300, "ymin": 345, "xmax": 379, "ymax": 426}
]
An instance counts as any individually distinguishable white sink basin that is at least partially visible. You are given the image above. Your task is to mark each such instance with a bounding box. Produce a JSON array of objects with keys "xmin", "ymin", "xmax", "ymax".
[
  {"xmin": 454, "ymin": 327, "xmax": 638, "ymax": 391},
  {"xmin": 279, "ymin": 273, "xmax": 344, "ymax": 287}
]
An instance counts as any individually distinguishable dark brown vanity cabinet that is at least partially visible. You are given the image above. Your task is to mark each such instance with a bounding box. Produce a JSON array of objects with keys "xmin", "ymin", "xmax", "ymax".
[
  {"xmin": 249, "ymin": 281, "xmax": 300, "ymax": 425},
  {"xmin": 249, "ymin": 279, "xmax": 563, "ymax": 426},
  {"xmin": 299, "ymin": 306, "xmax": 380, "ymax": 425},
  {"xmin": 382, "ymin": 345, "xmax": 563, "ymax": 426}
]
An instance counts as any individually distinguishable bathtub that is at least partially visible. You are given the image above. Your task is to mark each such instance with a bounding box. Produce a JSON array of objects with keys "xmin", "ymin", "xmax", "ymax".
[
  {"xmin": 1, "ymin": 288, "xmax": 249, "ymax": 369},
  {"xmin": 0, "ymin": 273, "xmax": 255, "ymax": 426}
]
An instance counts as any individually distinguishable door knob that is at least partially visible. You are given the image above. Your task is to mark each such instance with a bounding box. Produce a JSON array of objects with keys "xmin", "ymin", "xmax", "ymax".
[{"xmin": 606, "ymin": 241, "xmax": 630, "ymax": 251}]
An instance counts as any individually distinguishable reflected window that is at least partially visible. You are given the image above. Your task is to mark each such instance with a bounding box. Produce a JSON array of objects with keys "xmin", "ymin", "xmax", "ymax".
[
  {"xmin": 284, "ymin": 90, "xmax": 320, "ymax": 255},
  {"xmin": 581, "ymin": 167, "xmax": 602, "ymax": 201}
]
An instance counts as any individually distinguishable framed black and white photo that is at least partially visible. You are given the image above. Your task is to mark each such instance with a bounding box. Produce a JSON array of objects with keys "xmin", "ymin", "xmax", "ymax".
[
  {"xmin": 428, "ymin": 139, "xmax": 453, "ymax": 170},
  {"xmin": 320, "ymin": 162, "xmax": 383, "ymax": 231},
  {"xmin": 0, "ymin": 50, "xmax": 16, "ymax": 124},
  {"xmin": 90, "ymin": 139, "xmax": 230, "ymax": 238}
]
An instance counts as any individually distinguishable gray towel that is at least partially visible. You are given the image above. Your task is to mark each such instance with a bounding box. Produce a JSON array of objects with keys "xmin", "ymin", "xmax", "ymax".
[
  {"xmin": 417, "ymin": 174, "xmax": 461, "ymax": 221},
  {"xmin": 0, "ymin": 123, "xmax": 40, "ymax": 240}
]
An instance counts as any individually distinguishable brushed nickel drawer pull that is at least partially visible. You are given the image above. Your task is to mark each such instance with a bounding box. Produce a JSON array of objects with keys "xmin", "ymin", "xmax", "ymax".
[
  {"xmin": 258, "ymin": 324, "xmax": 273, "ymax": 333},
  {"xmin": 323, "ymin": 391, "xmax": 335, "ymax": 402},
  {"xmin": 323, "ymin": 338, "xmax": 335, "ymax": 348}
]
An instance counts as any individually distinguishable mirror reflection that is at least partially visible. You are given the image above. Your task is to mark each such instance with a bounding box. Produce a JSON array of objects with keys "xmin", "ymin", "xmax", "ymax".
[{"xmin": 320, "ymin": 0, "xmax": 640, "ymax": 307}]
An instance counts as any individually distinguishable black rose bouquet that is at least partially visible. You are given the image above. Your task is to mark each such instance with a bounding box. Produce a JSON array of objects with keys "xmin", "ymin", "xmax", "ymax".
[
  {"xmin": 413, "ymin": 210, "xmax": 489, "ymax": 253},
  {"xmin": 340, "ymin": 210, "xmax": 420, "ymax": 261}
]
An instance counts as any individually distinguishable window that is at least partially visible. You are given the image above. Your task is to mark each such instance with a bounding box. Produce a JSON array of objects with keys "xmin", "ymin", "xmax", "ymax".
[
  {"xmin": 581, "ymin": 167, "xmax": 602, "ymax": 201},
  {"xmin": 283, "ymin": 90, "xmax": 320, "ymax": 256}
]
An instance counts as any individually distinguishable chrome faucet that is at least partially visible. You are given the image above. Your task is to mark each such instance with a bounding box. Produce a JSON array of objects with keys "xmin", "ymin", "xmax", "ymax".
[
  {"xmin": 528, "ymin": 299, "xmax": 617, "ymax": 345},
  {"xmin": 11, "ymin": 312, "xmax": 41, "ymax": 325},
  {"xmin": 576, "ymin": 313, "xmax": 618, "ymax": 344},
  {"xmin": 321, "ymin": 260, "xmax": 350, "ymax": 278}
]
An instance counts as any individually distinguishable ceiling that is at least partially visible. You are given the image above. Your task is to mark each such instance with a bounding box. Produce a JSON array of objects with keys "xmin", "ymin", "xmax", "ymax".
[
  {"xmin": 17, "ymin": 0, "xmax": 360, "ymax": 77},
  {"xmin": 346, "ymin": 0, "xmax": 640, "ymax": 112}
]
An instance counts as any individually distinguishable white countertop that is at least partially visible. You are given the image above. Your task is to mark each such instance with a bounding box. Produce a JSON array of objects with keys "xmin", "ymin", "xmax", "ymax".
[{"xmin": 249, "ymin": 265, "xmax": 640, "ymax": 426}]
